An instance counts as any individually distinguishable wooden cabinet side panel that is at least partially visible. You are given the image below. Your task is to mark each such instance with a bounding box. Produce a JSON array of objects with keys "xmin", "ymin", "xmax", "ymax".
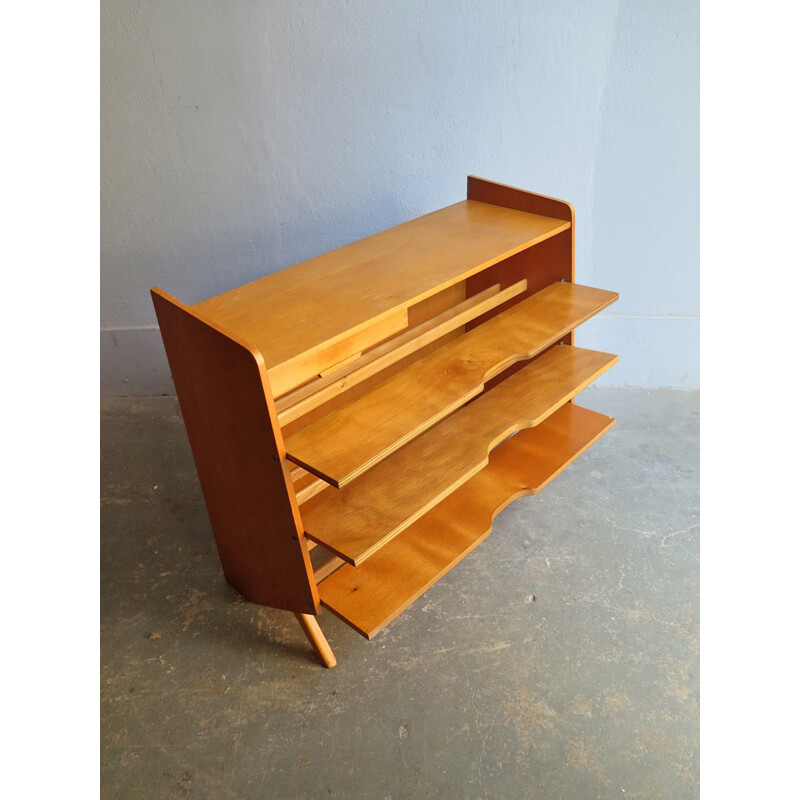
[{"xmin": 151, "ymin": 289, "xmax": 319, "ymax": 614}]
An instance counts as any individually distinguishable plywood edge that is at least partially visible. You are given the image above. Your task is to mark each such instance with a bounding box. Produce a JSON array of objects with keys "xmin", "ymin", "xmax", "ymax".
[
  {"xmin": 269, "ymin": 306, "xmax": 409, "ymax": 398},
  {"xmin": 152, "ymin": 287, "xmax": 270, "ymax": 371}
]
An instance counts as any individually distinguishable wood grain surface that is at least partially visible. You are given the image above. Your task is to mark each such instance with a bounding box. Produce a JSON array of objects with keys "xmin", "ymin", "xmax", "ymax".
[
  {"xmin": 275, "ymin": 281, "xmax": 527, "ymax": 426},
  {"xmin": 286, "ymin": 282, "xmax": 617, "ymax": 486},
  {"xmin": 151, "ymin": 288, "xmax": 319, "ymax": 613},
  {"xmin": 193, "ymin": 199, "xmax": 570, "ymax": 394},
  {"xmin": 318, "ymin": 403, "xmax": 615, "ymax": 638},
  {"xmin": 302, "ymin": 345, "xmax": 618, "ymax": 565}
]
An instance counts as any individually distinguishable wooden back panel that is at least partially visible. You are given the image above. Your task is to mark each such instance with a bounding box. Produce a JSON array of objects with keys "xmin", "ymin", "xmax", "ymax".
[
  {"xmin": 151, "ymin": 289, "xmax": 319, "ymax": 614},
  {"xmin": 467, "ymin": 175, "xmax": 574, "ymax": 223},
  {"xmin": 465, "ymin": 176, "xmax": 575, "ymax": 309},
  {"xmin": 465, "ymin": 176, "xmax": 577, "ymax": 380}
]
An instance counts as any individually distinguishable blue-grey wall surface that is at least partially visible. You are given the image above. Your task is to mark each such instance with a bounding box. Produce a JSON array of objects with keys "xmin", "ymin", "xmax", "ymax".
[{"xmin": 101, "ymin": 0, "xmax": 699, "ymax": 393}]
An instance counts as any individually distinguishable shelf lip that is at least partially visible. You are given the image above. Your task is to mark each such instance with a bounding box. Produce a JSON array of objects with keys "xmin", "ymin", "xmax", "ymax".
[
  {"xmin": 285, "ymin": 282, "xmax": 618, "ymax": 487},
  {"xmin": 192, "ymin": 200, "xmax": 570, "ymax": 390},
  {"xmin": 301, "ymin": 345, "xmax": 618, "ymax": 566},
  {"xmin": 318, "ymin": 403, "xmax": 615, "ymax": 639}
]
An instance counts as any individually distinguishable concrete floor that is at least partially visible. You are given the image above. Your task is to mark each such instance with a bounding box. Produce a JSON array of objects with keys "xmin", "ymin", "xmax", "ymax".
[{"xmin": 101, "ymin": 388, "xmax": 699, "ymax": 799}]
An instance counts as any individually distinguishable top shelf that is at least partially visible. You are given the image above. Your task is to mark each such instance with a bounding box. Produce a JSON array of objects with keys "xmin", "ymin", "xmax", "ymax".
[
  {"xmin": 193, "ymin": 200, "xmax": 571, "ymax": 396},
  {"xmin": 285, "ymin": 282, "xmax": 618, "ymax": 487}
]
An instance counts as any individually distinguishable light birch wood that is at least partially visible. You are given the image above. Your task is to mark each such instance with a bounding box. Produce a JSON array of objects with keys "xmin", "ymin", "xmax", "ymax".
[
  {"xmin": 294, "ymin": 613, "xmax": 337, "ymax": 668},
  {"xmin": 193, "ymin": 200, "xmax": 570, "ymax": 395},
  {"xmin": 318, "ymin": 404, "xmax": 614, "ymax": 638},
  {"xmin": 286, "ymin": 283, "xmax": 618, "ymax": 486},
  {"xmin": 275, "ymin": 280, "xmax": 527, "ymax": 425},
  {"xmin": 151, "ymin": 177, "xmax": 617, "ymax": 665},
  {"xmin": 302, "ymin": 346, "xmax": 618, "ymax": 564}
]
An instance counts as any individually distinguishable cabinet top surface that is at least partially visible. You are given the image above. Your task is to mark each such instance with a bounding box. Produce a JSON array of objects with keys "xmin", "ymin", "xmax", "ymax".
[{"xmin": 193, "ymin": 199, "xmax": 570, "ymax": 373}]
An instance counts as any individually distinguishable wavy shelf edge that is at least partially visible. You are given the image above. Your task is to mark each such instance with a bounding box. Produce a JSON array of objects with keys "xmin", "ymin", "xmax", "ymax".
[
  {"xmin": 303, "ymin": 345, "xmax": 618, "ymax": 565},
  {"xmin": 285, "ymin": 282, "xmax": 619, "ymax": 488},
  {"xmin": 318, "ymin": 403, "xmax": 615, "ymax": 639},
  {"xmin": 275, "ymin": 280, "xmax": 527, "ymax": 425}
]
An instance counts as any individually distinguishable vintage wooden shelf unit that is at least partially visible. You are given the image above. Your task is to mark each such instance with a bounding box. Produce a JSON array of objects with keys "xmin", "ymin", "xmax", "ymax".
[{"xmin": 152, "ymin": 176, "xmax": 618, "ymax": 668}]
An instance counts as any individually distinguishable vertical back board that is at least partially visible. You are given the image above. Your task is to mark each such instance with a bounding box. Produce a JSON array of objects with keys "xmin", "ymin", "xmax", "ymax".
[
  {"xmin": 465, "ymin": 175, "xmax": 576, "ymax": 339},
  {"xmin": 464, "ymin": 176, "xmax": 577, "ymax": 389}
]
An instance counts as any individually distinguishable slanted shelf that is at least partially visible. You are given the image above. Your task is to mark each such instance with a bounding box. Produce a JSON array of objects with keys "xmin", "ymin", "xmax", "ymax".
[
  {"xmin": 318, "ymin": 403, "xmax": 615, "ymax": 638},
  {"xmin": 150, "ymin": 176, "xmax": 618, "ymax": 669},
  {"xmin": 285, "ymin": 281, "xmax": 618, "ymax": 487},
  {"xmin": 274, "ymin": 279, "xmax": 530, "ymax": 427},
  {"xmin": 301, "ymin": 345, "xmax": 618, "ymax": 565}
]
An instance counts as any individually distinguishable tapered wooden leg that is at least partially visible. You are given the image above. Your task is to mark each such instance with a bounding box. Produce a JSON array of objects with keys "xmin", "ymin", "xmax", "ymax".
[{"xmin": 294, "ymin": 612, "xmax": 337, "ymax": 668}]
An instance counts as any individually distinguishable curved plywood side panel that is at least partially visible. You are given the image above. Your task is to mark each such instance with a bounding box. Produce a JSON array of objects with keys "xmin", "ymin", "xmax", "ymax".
[
  {"xmin": 151, "ymin": 288, "xmax": 319, "ymax": 614},
  {"xmin": 302, "ymin": 346, "xmax": 617, "ymax": 565},
  {"xmin": 319, "ymin": 403, "xmax": 615, "ymax": 639}
]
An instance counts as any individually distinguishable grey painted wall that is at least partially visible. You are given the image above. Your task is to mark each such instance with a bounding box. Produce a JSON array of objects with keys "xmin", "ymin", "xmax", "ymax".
[{"xmin": 101, "ymin": 0, "xmax": 699, "ymax": 394}]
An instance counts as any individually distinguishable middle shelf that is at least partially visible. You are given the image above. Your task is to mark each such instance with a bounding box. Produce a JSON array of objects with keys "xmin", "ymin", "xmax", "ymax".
[
  {"xmin": 301, "ymin": 343, "xmax": 618, "ymax": 565},
  {"xmin": 284, "ymin": 281, "xmax": 618, "ymax": 487}
]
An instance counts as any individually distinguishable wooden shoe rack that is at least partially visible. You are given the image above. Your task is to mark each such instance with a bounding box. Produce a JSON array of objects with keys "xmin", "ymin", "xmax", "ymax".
[{"xmin": 152, "ymin": 176, "xmax": 618, "ymax": 667}]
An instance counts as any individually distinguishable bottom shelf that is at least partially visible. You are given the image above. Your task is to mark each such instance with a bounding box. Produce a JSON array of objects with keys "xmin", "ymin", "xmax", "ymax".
[{"xmin": 318, "ymin": 403, "xmax": 615, "ymax": 639}]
